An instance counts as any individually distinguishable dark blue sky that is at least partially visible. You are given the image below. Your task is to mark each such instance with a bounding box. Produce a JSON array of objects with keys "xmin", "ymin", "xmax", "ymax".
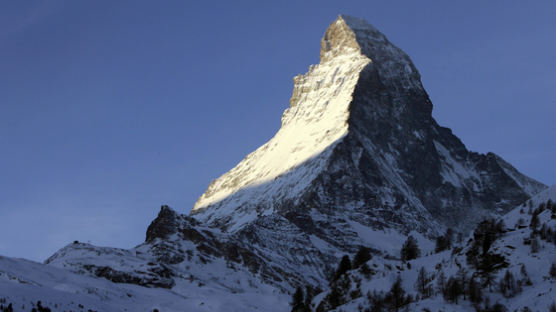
[{"xmin": 1, "ymin": 1, "xmax": 554, "ymax": 261}]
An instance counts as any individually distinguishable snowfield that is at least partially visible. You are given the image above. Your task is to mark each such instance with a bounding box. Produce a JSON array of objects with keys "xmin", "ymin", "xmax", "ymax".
[{"xmin": 0, "ymin": 253, "xmax": 288, "ymax": 312}]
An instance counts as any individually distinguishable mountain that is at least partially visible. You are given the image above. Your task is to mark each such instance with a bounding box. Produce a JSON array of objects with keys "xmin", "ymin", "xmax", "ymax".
[
  {"xmin": 0, "ymin": 15, "xmax": 551, "ymax": 312},
  {"xmin": 192, "ymin": 15, "xmax": 544, "ymax": 235},
  {"xmin": 183, "ymin": 14, "xmax": 546, "ymax": 284}
]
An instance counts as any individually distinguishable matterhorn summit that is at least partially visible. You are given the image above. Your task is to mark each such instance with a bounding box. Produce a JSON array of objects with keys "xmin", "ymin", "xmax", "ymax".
[{"xmin": 192, "ymin": 15, "xmax": 544, "ymax": 236}]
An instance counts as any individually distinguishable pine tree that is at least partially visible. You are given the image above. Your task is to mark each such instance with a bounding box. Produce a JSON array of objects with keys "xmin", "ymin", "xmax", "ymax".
[
  {"xmin": 549, "ymin": 200, "xmax": 556, "ymax": 214},
  {"xmin": 537, "ymin": 202, "xmax": 546, "ymax": 213},
  {"xmin": 414, "ymin": 267, "xmax": 432, "ymax": 298},
  {"xmin": 435, "ymin": 236, "xmax": 448, "ymax": 253},
  {"xmin": 540, "ymin": 223, "xmax": 549, "ymax": 240},
  {"xmin": 520, "ymin": 264, "xmax": 532, "ymax": 286},
  {"xmin": 291, "ymin": 287, "xmax": 305, "ymax": 312},
  {"xmin": 456, "ymin": 267, "xmax": 467, "ymax": 300},
  {"xmin": 467, "ymin": 277, "xmax": 482, "ymax": 303},
  {"xmin": 333, "ymin": 255, "xmax": 352, "ymax": 281},
  {"xmin": 530, "ymin": 237, "xmax": 540, "ymax": 253},
  {"xmin": 466, "ymin": 218, "xmax": 508, "ymax": 274},
  {"xmin": 303, "ymin": 285, "xmax": 314, "ymax": 312},
  {"xmin": 352, "ymin": 246, "xmax": 372, "ymax": 269},
  {"xmin": 482, "ymin": 268, "xmax": 497, "ymax": 292},
  {"xmin": 436, "ymin": 270, "xmax": 446, "ymax": 295},
  {"xmin": 435, "ymin": 229, "xmax": 454, "ymax": 253},
  {"xmin": 489, "ymin": 302, "xmax": 509, "ymax": 312},
  {"xmin": 385, "ymin": 275, "xmax": 411, "ymax": 312},
  {"xmin": 323, "ymin": 271, "xmax": 352, "ymax": 310},
  {"xmin": 499, "ymin": 270, "xmax": 520, "ymax": 298},
  {"xmin": 327, "ymin": 286, "xmax": 342, "ymax": 310},
  {"xmin": 401, "ymin": 236, "xmax": 420, "ymax": 261},
  {"xmin": 368, "ymin": 290, "xmax": 384, "ymax": 312},
  {"xmin": 530, "ymin": 213, "xmax": 540, "ymax": 229},
  {"xmin": 443, "ymin": 276, "xmax": 461, "ymax": 303},
  {"xmin": 359, "ymin": 262, "xmax": 374, "ymax": 279}
]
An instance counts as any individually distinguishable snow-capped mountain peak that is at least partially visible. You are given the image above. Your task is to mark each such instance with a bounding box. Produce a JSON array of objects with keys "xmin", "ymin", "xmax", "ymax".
[
  {"xmin": 190, "ymin": 15, "xmax": 545, "ymax": 235},
  {"xmin": 191, "ymin": 16, "xmax": 380, "ymax": 227}
]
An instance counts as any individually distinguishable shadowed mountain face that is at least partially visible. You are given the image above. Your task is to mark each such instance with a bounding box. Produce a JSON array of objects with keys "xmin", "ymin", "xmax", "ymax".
[{"xmin": 43, "ymin": 15, "xmax": 546, "ymax": 291}]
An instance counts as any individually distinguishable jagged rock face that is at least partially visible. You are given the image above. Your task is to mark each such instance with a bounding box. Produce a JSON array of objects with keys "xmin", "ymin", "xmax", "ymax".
[
  {"xmin": 146, "ymin": 205, "xmax": 179, "ymax": 242},
  {"xmin": 46, "ymin": 206, "xmax": 298, "ymax": 292},
  {"xmin": 45, "ymin": 241, "xmax": 176, "ymax": 289},
  {"xmin": 344, "ymin": 38, "xmax": 544, "ymax": 229},
  {"xmin": 191, "ymin": 15, "xmax": 545, "ymax": 235}
]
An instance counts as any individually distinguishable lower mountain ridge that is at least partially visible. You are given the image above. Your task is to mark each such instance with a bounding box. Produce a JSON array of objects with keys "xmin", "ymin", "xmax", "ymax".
[
  {"xmin": 1, "ymin": 15, "xmax": 553, "ymax": 312},
  {"xmin": 1, "ymin": 186, "xmax": 554, "ymax": 311}
]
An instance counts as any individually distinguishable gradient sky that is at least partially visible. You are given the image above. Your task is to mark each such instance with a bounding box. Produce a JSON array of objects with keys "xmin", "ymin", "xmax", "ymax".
[{"xmin": 1, "ymin": 1, "xmax": 555, "ymax": 261}]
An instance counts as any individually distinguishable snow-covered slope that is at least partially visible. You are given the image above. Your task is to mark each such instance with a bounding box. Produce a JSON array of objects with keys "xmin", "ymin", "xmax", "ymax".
[
  {"xmin": 0, "ymin": 254, "xmax": 288, "ymax": 312},
  {"xmin": 1, "ymin": 209, "xmax": 291, "ymax": 311},
  {"xmin": 313, "ymin": 185, "xmax": 556, "ymax": 312},
  {"xmin": 45, "ymin": 207, "xmax": 294, "ymax": 293},
  {"xmin": 2, "ymin": 187, "xmax": 551, "ymax": 312}
]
